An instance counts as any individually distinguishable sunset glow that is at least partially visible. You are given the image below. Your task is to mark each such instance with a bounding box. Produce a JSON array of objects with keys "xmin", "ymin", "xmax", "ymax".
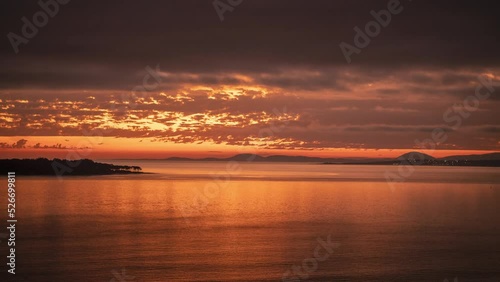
[{"xmin": 1, "ymin": 67, "xmax": 499, "ymax": 159}]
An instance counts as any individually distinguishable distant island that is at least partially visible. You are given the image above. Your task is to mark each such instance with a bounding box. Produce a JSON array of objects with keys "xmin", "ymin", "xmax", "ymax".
[
  {"xmin": 0, "ymin": 158, "xmax": 143, "ymax": 176},
  {"xmin": 324, "ymin": 151, "xmax": 500, "ymax": 167},
  {"xmin": 160, "ymin": 152, "xmax": 500, "ymax": 167}
]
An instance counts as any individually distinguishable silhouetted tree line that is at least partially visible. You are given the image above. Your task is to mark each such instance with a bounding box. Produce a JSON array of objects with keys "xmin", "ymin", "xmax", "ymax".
[{"xmin": 0, "ymin": 158, "xmax": 142, "ymax": 175}]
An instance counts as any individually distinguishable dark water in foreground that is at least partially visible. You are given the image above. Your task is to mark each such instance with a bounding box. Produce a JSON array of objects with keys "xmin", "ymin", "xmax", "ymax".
[{"xmin": 1, "ymin": 163, "xmax": 500, "ymax": 281}]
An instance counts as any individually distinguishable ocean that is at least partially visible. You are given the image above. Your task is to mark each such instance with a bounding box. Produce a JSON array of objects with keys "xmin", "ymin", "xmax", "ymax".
[{"xmin": 2, "ymin": 161, "xmax": 500, "ymax": 281}]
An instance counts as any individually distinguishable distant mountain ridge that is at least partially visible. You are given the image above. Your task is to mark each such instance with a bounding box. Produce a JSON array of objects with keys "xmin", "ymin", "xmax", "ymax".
[
  {"xmin": 163, "ymin": 152, "xmax": 500, "ymax": 165},
  {"xmin": 169, "ymin": 155, "xmax": 393, "ymax": 163},
  {"xmin": 439, "ymin": 152, "xmax": 500, "ymax": 161}
]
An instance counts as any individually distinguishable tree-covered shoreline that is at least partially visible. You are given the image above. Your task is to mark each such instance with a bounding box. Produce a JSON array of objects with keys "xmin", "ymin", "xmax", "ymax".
[{"xmin": 0, "ymin": 158, "xmax": 143, "ymax": 176}]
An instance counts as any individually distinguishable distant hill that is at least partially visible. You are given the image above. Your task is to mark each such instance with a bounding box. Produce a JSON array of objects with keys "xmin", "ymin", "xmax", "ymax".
[
  {"xmin": 0, "ymin": 158, "xmax": 143, "ymax": 176},
  {"xmin": 397, "ymin": 151, "xmax": 436, "ymax": 161},
  {"xmin": 389, "ymin": 151, "xmax": 500, "ymax": 167}
]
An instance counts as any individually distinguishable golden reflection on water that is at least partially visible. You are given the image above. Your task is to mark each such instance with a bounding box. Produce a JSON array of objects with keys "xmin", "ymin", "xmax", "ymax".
[{"xmin": 11, "ymin": 176, "xmax": 500, "ymax": 281}]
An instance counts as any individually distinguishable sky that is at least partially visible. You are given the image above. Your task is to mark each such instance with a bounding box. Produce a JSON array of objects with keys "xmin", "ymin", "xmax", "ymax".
[{"xmin": 0, "ymin": 0, "xmax": 499, "ymax": 159}]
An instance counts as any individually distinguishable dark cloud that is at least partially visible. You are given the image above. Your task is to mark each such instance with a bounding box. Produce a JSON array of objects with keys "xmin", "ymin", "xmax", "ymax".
[{"xmin": 1, "ymin": 1, "xmax": 500, "ymax": 84}]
